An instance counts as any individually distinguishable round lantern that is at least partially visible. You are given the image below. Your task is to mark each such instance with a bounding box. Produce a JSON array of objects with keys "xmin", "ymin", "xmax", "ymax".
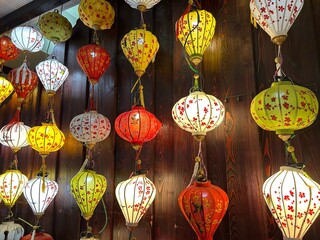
[
  {"xmin": 8, "ymin": 61, "xmax": 38, "ymax": 102},
  {"xmin": 69, "ymin": 110, "xmax": 111, "ymax": 149},
  {"xmin": 0, "ymin": 170, "xmax": 28, "ymax": 209},
  {"xmin": 121, "ymin": 26, "xmax": 159, "ymax": 77},
  {"xmin": 115, "ymin": 174, "xmax": 156, "ymax": 228},
  {"xmin": 23, "ymin": 174, "xmax": 58, "ymax": 217},
  {"xmin": 21, "ymin": 231, "xmax": 53, "ymax": 240},
  {"xmin": 250, "ymin": 80, "xmax": 318, "ymax": 141},
  {"xmin": 176, "ymin": 9, "xmax": 216, "ymax": 65},
  {"xmin": 36, "ymin": 58, "xmax": 69, "ymax": 96},
  {"xmin": 0, "ymin": 76, "xmax": 14, "ymax": 105},
  {"xmin": 0, "ymin": 221, "xmax": 24, "ymax": 240},
  {"xmin": 263, "ymin": 166, "xmax": 320, "ymax": 239},
  {"xmin": 178, "ymin": 180, "xmax": 229, "ymax": 240},
  {"xmin": 76, "ymin": 44, "xmax": 111, "ymax": 85},
  {"xmin": 115, "ymin": 106, "xmax": 162, "ymax": 149},
  {"xmin": 0, "ymin": 121, "xmax": 30, "ymax": 152},
  {"xmin": 39, "ymin": 10, "xmax": 72, "ymax": 43},
  {"xmin": 250, "ymin": 0, "xmax": 304, "ymax": 45},
  {"xmin": 11, "ymin": 26, "xmax": 44, "ymax": 52},
  {"xmin": 78, "ymin": 0, "xmax": 115, "ymax": 30},
  {"xmin": 124, "ymin": 0, "xmax": 161, "ymax": 11},
  {"xmin": 70, "ymin": 169, "xmax": 107, "ymax": 221},
  {"xmin": 0, "ymin": 36, "xmax": 20, "ymax": 64}
]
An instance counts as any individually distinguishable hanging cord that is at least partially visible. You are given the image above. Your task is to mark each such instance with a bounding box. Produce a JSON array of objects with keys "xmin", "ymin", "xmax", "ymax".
[
  {"xmin": 128, "ymin": 229, "xmax": 133, "ymax": 240},
  {"xmin": 189, "ymin": 73, "xmax": 202, "ymax": 93},
  {"xmin": 18, "ymin": 218, "xmax": 40, "ymax": 240},
  {"xmin": 140, "ymin": 11, "xmax": 145, "ymax": 27},
  {"xmin": 274, "ymin": 45, "xmax": 284, "ymax": 78},
  {"xmin": 93, "ymin": 30, "xmax": 99, "ymax": 45},
  {"xmin": 39, "ymin": 156, "xmax": 47, "ymax": 192},
  {"xmin": 187, "ymin": 141, "xmax": 207, "ymax": 186},
  {"xmin": 131, "ymin": 78, "xmax": 145, "ymax": 107},
  {"xmin": 135, "ymin": 147, "xmax": 143, "ymax": 174},
  {"xmin": 98, "ymin": 198, "xmax": 108, "ymax": 235},
  {"xmin": 88, "ymin": 84, "xmax": 96, "ymax": 111}
]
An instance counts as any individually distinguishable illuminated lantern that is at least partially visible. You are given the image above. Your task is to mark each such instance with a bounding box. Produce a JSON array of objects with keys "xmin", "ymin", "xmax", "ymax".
[
  {"xmin": 176, "ymin": 9, "xmax": 216, "ymax": 65},
  {"xmin": 8, "ymin": 61, "xmax": 38, "ymax": 102},
  {"xmin": 70, "ymin": 169, "xmax": 107, "ymax": 220},
  {"xmin": 0, "ymin": 121, "xmax": 30, "ymax": 152},
  {"xmin": 78, "ymin": 0, "xmax": 115, "ymax": 30},
  {"xmin": 0, "ymin": 76, "xmax": 14, "ymax": 105},
  {"xmin": 0, "ymin": 36, "xmax": 20, "ymax": 64},
  {"xmin": 21, "ymin": 231, "xmax": 53, "ymax": 240},
  {"xmin": 178, "ymin": 180, "xmax": 229, "ymax": 240},
  {"xmin": 250, "ymin": 0, "xmax": 304, "ymax": 45},
  {"xmin": 77, "ymin": 44, "xmax": 111, "ymax": 85},
  {"xmin": 263, "ymin": 166, "xmax": 320, "ymax": 239},
  {"xmin": 115, "ymin": 106, "xmax": 161, "ymax": 149},
  {"xmin": 39, "ymin": 10, "xmax": 72, "ymax": 43},
  {"xmin": 121, "ymin": 26, "xmax": 159, "ymax": 77},
  {"xmin": 124, "ymin": 0, "xmax": 161, "ymax": 11},
  {"xmin": 115, "ymin": 174, "xmax": 156, "ymax": 228},
  {"xmin": 0, "ymin": 221, "xmax": 24, "ymax": 240},
  {"xmin": 36, "ymin": 58, "xmax": 69, "ymax": 97},
  {"xmin": 250, "ymin": 80, "xmax": 318, "ymax": 141},
  {"xmin": 11, "ymin": 26, "xmax": 44, "ymax": 52}
]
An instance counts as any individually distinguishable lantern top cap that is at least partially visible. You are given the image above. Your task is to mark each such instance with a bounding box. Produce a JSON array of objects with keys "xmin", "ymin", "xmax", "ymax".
[
  {"xmin": 132, "ymin": 105, "xmax": 145, "ymax": 110},
  {"xmin": 193, "ymin": 180, "xmax": 212, "ymax": 187},
  {"xmin": 280, "ymin": 165, "xmax": 305, "ymax": 174},
  {"xmin": 271, "ymin": 80, "xmax": 293, "ymax": 87}
]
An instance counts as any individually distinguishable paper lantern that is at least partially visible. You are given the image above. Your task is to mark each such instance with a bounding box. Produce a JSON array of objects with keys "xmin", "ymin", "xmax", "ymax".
[
  {"xmin": 78, "ymin": 0, "xmax": 115, "ymax": 30},
  {"xmin": 23, "ymin": 174, "xmax": 58, "ymax": 217},
  {"xmin": 0, "ymin": 121, "xmax": 30, "ymax": 152},
  {"xmin": 8, "ymin": 61, "xmax": 38, "ymax": 102},
  {"xmin": 250, "ymin": 80, "xmax": 318, "ymax": 140},
  {"xmin": 11, "ymin": 26, "xmax": 44, "ymax": 52},
  {"xmin": 263, "ymin": 166, "xmax": 320, "ymax": 239},
  {"xmin": 0, "ymin": 170, "xmax": 28, "ymax": 209},
  {"xmin": 250, "ymin": 0, "xmax": 304, "ymax": 45},
  {"xmin": 0, "ymin": 76, "xmax": 14, "ymax": 105},
  {"xmin": 115, "ymin": 174, "xmax": 156, "ymax": 228},
  {"xmin": 21, "ymin": 232, "xmax": 53, "ymax": 240},
  {"xmin": 178, "ymin": 180, "xmax": 229, "ymax": 240},
  {"xmin": 0, "ymin": 36, "xmax": 20, "ymax": 64},
  {"xmin": 0, "ymin": 221, "xmax": 24, "ymax": 240},
  {"xmin": 121, "ymin": 26, "xmax": 159, "ymax": 77},
  {"xmin": 39, "ymin": 10, "xmax": 72, "ymax": 43},
  {"xmin": 77, "ymin": 44, "xmax": 111, "ymax": 84},
  {"xmin": 176, "ymin": 9, "xmax": 216, "ymax": 65},
  {"xmin": 124, "ymin": 0, "xmax": 161, "ymax": 11},
  {"xmin": 115, "ymin": 106, "xmax": 162, "ymax": 149},
  {"xmin": 36, "ymin": 58, "xmax": 69, "ymax": 96},
  {"xmin": 70, "ymin": 169, "xmax": 107, "ymax": 221}
]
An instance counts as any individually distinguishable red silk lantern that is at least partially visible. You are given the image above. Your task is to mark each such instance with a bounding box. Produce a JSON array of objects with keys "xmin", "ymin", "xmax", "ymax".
[
  {"xmin": 77, "ymin": 44, "xmax": 111, "ymax": 85},
  {"xmin": 21, "ymin": 232, "xmax": 53, "ymax": 240},
  {"xmin": 178, "ymin": 181, "xmax": 229, "ymax": 240},
  {"xmin": 0, "ymin": 36, "xmax": 19, "ymax": 64}
]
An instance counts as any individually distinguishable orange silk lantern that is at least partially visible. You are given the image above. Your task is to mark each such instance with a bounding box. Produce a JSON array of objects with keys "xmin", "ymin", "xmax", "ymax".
[
  {"xmin": 0, "ymin": 36, "xmax": 19, "ymax": 65},
  {"xmin": 77, "ymin": 44, "xmax": 111, "ymax": 85}
]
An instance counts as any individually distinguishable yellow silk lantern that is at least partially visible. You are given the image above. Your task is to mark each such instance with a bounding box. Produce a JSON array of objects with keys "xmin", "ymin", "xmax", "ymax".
[
  {"xmin": 121, "ymin": 25, "xmax": 159, "ymax": 77},
  {"xmin": 0, "ymin": 76, "xmax": 14, "ymax": 105},
  {"xmin": 78, "ymin": 0, "xmax": 115, "ymax": 30}
]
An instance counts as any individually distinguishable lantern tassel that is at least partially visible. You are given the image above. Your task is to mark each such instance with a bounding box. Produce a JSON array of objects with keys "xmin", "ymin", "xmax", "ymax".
[
  {"xmin": 250, "ymin": 11, "xmax": 257, "ymax": 28},
  {"xmin": 40, "ymin": 156, "xmax": 47, "ymax": 192},
  {"xmin": 31, "ymin": 229, "xmax": 35, "ymax": 240}
]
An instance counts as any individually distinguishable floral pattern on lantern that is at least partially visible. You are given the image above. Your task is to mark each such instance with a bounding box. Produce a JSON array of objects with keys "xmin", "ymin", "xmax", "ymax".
[
  {"xmin": 0, "ymin": 36, "xmax": 20, "ymax": 64},
  {"xmin": 176, "ymin": 9, "xmax": 216, "ymax": 65},
  {"xmin": 70, "ymin": 169, "xmax": 107, "ymax": 220},
  {"xmin": 0, "ymin": 221, "xmax": 24, "ymax": 240},
  {"xmin": 0, "ymin": 121, "xmax": 30, "ymax": 152},
  {"xmin": 115, "ymin": 174, "xmax": 156, "ymax": 228},
  {"xmin": 263, "ymin": 166, "xmax": 320, "ymax": 239},
  {"xmin": 0, "ymin": 76, "xmax": 14, "ymax": 105},
  {"xmin": 11, "ymin": 26, "xmax": 44, "ymax": 52},
  {"xmin": 121, "ymin": 27, "xmax": 159, "ymax": 77},
  {"xmin": 78, "ymin": 0, "xmax": 115, "ymax": 30},
  {"xmin": 77, "ymin": 44, "xmax": 111, "ymax": 84},
  {"xmin": 124, "ymin": 0, "xmax": 161, "ymax": 11}
]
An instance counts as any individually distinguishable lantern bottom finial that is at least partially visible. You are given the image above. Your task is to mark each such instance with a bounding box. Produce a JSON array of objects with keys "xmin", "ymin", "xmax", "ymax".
[
  {"xmin": 89, "ymin": 79, "xmax": 99, "ymax": 85},
  {"xmin": 135, "ymin": 70, "xmax": 145, "ymax": 78},
  {"xmin": 137, "ymin": 5, "xmax": 147, "ymax": 12},
  {"xmin": 46, "ymin": 91, "xmax": 56, "ymax": 98},
  {"xmin": 126, "ymin": 223, "xmax": 138, "ymax": 229},
  {"xmin": 189, "ymin": 54, "xmax": 203, "ymax": 66},
  {"xmin": 131, "ymin": 143, "xmax": 142, "ymax": 150},
  {"xmin": 192, "ymin": 133, "xmax": 205, "ymax": 142},
  {"xmin": 271, "ymin": 35, "xmax": 287, "ymax": 46},
  {"xmin": 283, "ymin": 237, "xmax": 302, "ymax": 240}
]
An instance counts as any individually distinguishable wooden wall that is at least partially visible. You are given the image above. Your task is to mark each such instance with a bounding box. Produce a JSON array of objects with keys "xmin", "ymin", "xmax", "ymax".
[{"xmin": 1, "ymin": 0, "xmax": 320, "ymax": 239}]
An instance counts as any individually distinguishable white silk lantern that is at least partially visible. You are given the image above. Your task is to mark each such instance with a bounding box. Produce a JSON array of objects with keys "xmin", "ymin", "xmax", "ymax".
[{"xmin": 11, "ymin": 26, "xmax": 44, "ymax": 52}]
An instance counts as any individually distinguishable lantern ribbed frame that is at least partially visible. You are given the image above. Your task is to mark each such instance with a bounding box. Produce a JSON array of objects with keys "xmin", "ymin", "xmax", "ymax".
[
  {"xmin": 250, "ymin": 81, "xmax": 319, "ymax": 136},
  {"xmin": 70, "ymin": 169, "xmax": 107, "ymax": 221},
  {"xmin": 121, "ymin": 28, "xmax": 159, "ymax": 77},
  {"xmin": 11, "ymin": 26, "xmax": 44, "ymax": 52},
  {"xmin": 115, "ymin": 174, "xmax": 156, "ymax": 228},
  {"xmin": 124, "ymin": 0, "xmax": 161, "ymax": 10},
  {"xmin": 0, "ymin": 36, "xmax": 19, "ymax": 64},
  {"xmin": 0, "ymin": 121, "xmax": 30, "ymax": 151},
  {"xmin": 0, "ymin": 76, "xmax": 14, "ymax": 105},
  {"xmin": 263, "ymin": 166, "xmax": 320, "ymax": 239}
]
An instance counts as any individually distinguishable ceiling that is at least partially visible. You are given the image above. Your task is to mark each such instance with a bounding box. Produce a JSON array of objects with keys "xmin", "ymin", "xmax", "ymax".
[{"xmin": 0, "ymin": 0, "xmax": 33, "ymax": 18}]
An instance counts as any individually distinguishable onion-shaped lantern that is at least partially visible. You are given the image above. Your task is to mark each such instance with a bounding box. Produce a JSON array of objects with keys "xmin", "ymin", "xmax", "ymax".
[
  {"xmin": 250, "ymin": 0, "xmax": 304, "ymax": 45},
  {"xmin": 70, "ymin": 169, "xmax": 107, "ymax": 221},
  {"xmin": 39, "ymin": 10, "xmax": 72, "ymax": 43},
  {"xmin": 36, "ymin": 57, "xmax": 69, "ymax": 97},
  {"xmin": 124, "ymin": 0, "xmax": 161, "ymax": 11},
  {"xmin": 121, "ymin": 26, "xmax": 159, "ymax": 77},
  {"xmin": 115, "ymin": 174, "xmax": 156, "ymax": 228},
  {"xmin": 21, "ymin": 231, "xmax": 53, "ymax": 240},
  {"xmin": 0, "ymin": 36, "xmax": 20, "ymax": 64},
  {"xmin": 176, "ymin": 9, "xmax": 216, "ymax": 66},
  {"xmin": 77, "ymin": 44, "xmax": 111, "ymax": 85},
  {"xmin": 78, "ymin": 0, "xmax": 115, "ymax": 30},
  {"xmin": 0, "ymin": 221, "xmax": 24, "ymax": 240},
  {"xmin": 0, "ymin": 76, "xmax": 14, "ymax": 105},
  {"xmin": 250, "ymin": 80, "xmax": 318, "ymax": 141},
  {"xmin": 8, "ymin": 61, "xmax": 38, "ymax": 103},
  {"xmin": 0, "ymin": 121, "xmax": 30, "ymax": 152},
  {"xmin": 263, "ymin": 166, "xmax": 320, "ymax": 239},
  {"xmin": 11, "ymin": 26, "xmax": 44, "ymax": 52}
]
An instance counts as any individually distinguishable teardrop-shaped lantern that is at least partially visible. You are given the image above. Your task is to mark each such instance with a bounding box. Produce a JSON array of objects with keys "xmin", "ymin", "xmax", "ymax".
[
  {"xmin": 77, "ymin": 44, "xmax": 111, "ymax": 85},
  {"xmin": 0, "ymin": 121, "xmax": 30, "ymax": 152},
  {"xmin": 11, "ymin": 26, "xmax": 44, "ymax": 52},
  {"xmin": 78, "ymin": 0, "xmax": 115, "ymax": 30},
  {"xmin": 0, "ymin": 170, "xmax": 28, "ymax": 209},
  {"xmin": 0, "ymin": 36, "xmax": 20, "ymax": 64},
  {"xmin": 124, "ymin": 0, "xmax": 161, "ymax": 11},
  {"xmin": 0, "ymin": 221, "xmax": 24, "ymax": 240},
  {"xmin": 36, "ymin": 57, "xmax": 69, "ymax": 97},
  {"xmin": 263, "ymin": 166, "xmax": 320, "ymax": 239},
  {"xmin": 121, "ymin": 26, "xmax": 159, "ymax": 77},
  {"xmin": 8, "ymin": 61, "xmax": 38, "ymax": 102},
  {"xmin": 21, "ymin": 231, "xmax": 53, "ymax": 240},
  {"xmin": 39, "ymin": 10, "xmax": 72, "ymax": 43},
  {"xmin": 250, "ymin": 0, "xmax": 304, "ymax": 45},
  {"xmin": 178, "ymin": 180, "xmax": 229, "ymax": 240},
  {"xmin": 0, "ymin": 76, "xmax": 14, "ymax": 105},
  {"xmin": 70, "ymin": 169, "xmax": 107, "ymax": 221},
  {"xmin": 115, "ymin": 106, "xmax": 161, "ymax": 149},
  {"xmin": 176, "ymin": 9, "xmax": 216, "ymax": 65},
  {"xmin": 115, "ymin": 174, "xmax": 156, "ymax": 228}
]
